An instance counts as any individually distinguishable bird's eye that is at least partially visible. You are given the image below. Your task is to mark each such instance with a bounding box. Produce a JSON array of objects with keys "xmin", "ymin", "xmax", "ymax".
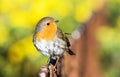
[{"xmin": 47, "ymin": 23, "xmax": 50, "ymax": 26}]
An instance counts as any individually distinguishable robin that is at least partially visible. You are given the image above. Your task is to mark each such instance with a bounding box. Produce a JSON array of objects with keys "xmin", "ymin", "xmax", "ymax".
[{"xmin": 33, "ymin": 17, "xmax": 75, "ymax": 58}]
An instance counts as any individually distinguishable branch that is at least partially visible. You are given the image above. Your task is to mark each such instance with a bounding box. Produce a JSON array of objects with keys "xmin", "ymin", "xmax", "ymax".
[{"xmin": 38, "ymin": 56, "xmax": 62, "ymax": 77}]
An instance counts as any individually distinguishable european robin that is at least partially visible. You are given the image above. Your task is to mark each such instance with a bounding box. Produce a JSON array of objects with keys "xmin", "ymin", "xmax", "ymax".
[{"xmin": 33, "ymin": 17, "xmax": 75, "ymax": 57}]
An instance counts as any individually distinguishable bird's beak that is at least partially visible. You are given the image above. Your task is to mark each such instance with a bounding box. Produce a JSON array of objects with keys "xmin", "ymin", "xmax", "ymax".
[{"xmin": 55, "ymin": 20, "xmax": 59, "ymax": 23}]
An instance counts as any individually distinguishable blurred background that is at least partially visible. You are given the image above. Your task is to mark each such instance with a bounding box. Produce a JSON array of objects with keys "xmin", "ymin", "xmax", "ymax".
[{"xmin": 0, "ymin": 0, "xmax": 120, "ymax": 77}]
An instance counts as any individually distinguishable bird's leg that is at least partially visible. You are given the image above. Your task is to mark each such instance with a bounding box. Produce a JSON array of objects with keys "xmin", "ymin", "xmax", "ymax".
[
  {"xmin": 47, "ymin": 56, "xmax": 60, "ymax": 77},
  {"xmin": 49, "ymin": 56, "xmax": 60, "ymax": 71},
  {"xmin": 54, "ymin": 56, "xmax": 60, "ymax": 67}
]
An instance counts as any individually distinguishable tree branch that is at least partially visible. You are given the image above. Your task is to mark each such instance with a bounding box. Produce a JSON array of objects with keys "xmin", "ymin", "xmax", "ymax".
[{"xmin": 38, "ymin": 56, "xmax": 62, "ymax": 77}]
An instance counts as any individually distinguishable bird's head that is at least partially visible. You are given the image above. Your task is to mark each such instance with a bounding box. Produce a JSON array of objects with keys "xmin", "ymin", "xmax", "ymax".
[{"xmin": 34, "ymin": 17, "xmax": 59, "ymax": 41}]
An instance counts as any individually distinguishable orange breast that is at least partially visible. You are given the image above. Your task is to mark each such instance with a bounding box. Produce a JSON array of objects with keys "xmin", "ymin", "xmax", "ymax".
[{"xmin": 35, "ymin": 22, "xmax": 57, "ymax": 41}]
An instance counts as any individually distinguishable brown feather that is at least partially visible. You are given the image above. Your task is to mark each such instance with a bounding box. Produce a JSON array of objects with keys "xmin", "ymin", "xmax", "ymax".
[{"xmin": 56, "ymin": 27, "xmax": 75, "ymax": 55}]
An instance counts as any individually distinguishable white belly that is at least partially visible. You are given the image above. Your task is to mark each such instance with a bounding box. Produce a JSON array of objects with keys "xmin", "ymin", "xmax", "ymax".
[{"xmin": 34, "ymin": 37, "xmax": 67, "ymax": 56}]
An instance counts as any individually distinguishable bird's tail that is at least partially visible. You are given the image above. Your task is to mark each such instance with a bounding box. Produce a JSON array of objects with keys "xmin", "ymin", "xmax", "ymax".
[{"xmin": 67, "ymin": 49, "xmax": 75, "ymax": 55}]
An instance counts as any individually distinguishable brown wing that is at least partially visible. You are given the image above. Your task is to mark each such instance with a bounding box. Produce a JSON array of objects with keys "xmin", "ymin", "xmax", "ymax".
[
  {"xmin": 57, "ymin": 27, "xmax": 75, "ymax": 55},
  {"xmin": 56, "ymin": 27, "xmax": 70, "ymax": 47}
]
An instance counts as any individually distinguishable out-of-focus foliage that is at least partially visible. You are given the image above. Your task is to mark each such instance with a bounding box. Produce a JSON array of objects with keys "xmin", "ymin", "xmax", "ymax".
[
  {"xmin": 96, "ymin": 0, "xmax": 120, "ymax": 77},
  {"xmin": 0, "ymin": 0, "xmax": 119, "ymax": 77}
]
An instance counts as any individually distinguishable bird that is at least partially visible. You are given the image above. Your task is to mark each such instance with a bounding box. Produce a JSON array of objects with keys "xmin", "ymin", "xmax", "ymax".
[{"xmin": 33, "ymin": 17, "xmax": 75, "ymax": 58}]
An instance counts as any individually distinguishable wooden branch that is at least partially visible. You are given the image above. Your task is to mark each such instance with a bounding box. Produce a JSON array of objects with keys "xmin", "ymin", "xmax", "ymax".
[{"xmin": 38, "ymin": 56, "xmax": 62, "ymax": 77}]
